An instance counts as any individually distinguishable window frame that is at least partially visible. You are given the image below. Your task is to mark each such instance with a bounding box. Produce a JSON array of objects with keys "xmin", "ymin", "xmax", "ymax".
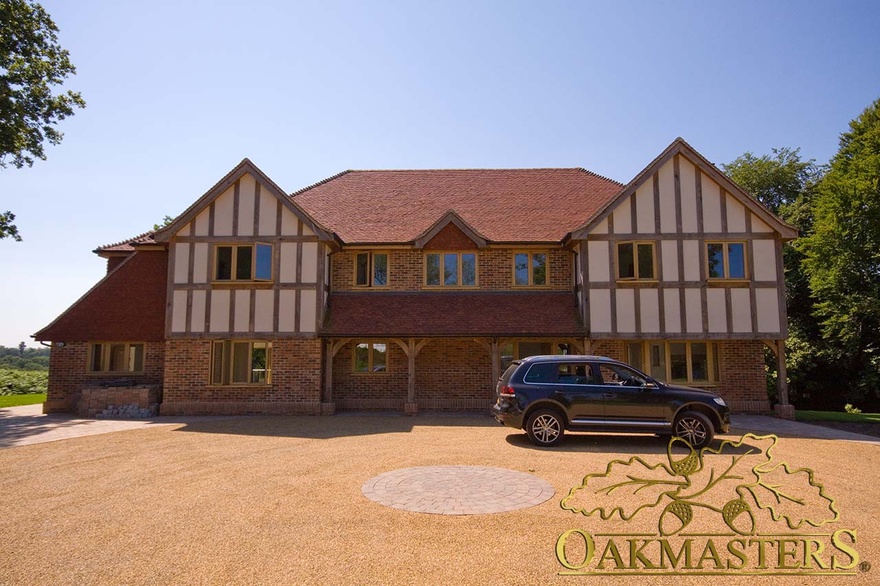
[
  {"xmin": 353, "ymin": 251, "xmax": 390, "ymax": 288},
  {"xmin": 210, "ymin": 340, "xmax": 272, "ymax": 386},
  {"xmin": 352, "ymin": 341, "xmax": 389, "ymax": 374},
  {"xmin": 628, "ymin": 340, "xmax": 719, "ymax": 386},
  {"xmin": 213, "ymin": 243, "xmax": 273, "ymax": 282},
  {"xmin": 423, "ymin": 251, "xmax": 478, "ymax": 288},
  {"xmin": 88, "ymin": 342, "xmax": 146, "ymax": 374},
  {"xmin": 706, "ymin": 241, "xmax": 748, "ymax": 280},
  {"xmin": 616, "ymin": 241, "xmax": 657, "ymax": 281},
  {"xmin": 512, "ymin": 251, "xmax": 549, "ymax": 287}
]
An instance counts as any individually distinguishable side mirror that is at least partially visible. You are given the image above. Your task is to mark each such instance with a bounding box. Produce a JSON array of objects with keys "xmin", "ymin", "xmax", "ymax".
[{"xmin": 643, "ymin": 382, "xmax": 657, "ymax": 389}]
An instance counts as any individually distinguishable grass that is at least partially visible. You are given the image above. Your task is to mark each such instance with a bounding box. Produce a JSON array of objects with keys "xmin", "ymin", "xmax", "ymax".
[
  {"xmin": 0, "ymin": 393, "xmax": 46, "ymax": 408},
  {"xmin": 796, "ymin": 409, "xmax": 880, "ymax": 423}
]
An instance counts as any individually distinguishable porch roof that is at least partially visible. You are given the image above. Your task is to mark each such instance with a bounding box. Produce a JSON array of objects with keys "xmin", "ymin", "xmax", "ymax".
[{"xmin": 321, "ymin": 292, "xmax": 584, "ymax": 338}]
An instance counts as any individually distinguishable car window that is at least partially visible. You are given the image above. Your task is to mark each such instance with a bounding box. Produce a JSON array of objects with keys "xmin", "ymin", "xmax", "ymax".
[
  {"xmin": 523, "ymin": 362, "xmax": 558, "ymax": 383},
  {"xmin": 598, "ymin": 364, "xmax": 647, "ymax": 387},
  {"xmin": 556, "ymin": 363, "xmax": 593, "ymax": 385}
]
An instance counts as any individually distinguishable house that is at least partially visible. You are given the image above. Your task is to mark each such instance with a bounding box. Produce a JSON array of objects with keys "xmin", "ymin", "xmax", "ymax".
[{"xmin": 33, "ymin": 138, "xmax": 797, "ymax": 419}]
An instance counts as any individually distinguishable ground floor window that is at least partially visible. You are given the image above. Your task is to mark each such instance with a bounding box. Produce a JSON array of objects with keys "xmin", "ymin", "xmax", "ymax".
[
  {"xmin": 90, "ymin": 342, "xmax": 145, "ymax": 373},
  {"xmin": 354, "ymin": 342, "xmax": 387, "ymax": 373},
  {"xmin": 211, "ymin": 340, "xmax": 271, "ymax": 385},
  {"xmin": 626, "ymin": 340, "xmax": 719, "ymax": 385}
]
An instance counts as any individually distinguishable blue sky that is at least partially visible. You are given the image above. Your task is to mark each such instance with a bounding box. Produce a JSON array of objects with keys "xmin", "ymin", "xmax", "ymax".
[{"xmin": 1, "ymin": 0, "xmax": 879, "ymax": 347}]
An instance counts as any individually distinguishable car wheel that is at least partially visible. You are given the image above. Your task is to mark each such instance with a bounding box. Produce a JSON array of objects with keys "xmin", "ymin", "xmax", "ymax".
[
  {"xmin": 526, "ymin": 409, "xmax": 565, "ymax": 447},
  {"xmin": 673, "ymin": 411, "xmax": 714, "ymax": 449}
]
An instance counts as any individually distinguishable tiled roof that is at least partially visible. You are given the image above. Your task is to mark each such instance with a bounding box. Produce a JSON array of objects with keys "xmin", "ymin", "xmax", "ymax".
[
  {"xmin": 94, "ymin": 230, "xmax": 157, "ymax": 253},
  {"xmin": 321, "ymin": 292, "xmax": 584, "ymax": 337},
  {"xmin": 293, "ymin": 169, "xmax": 623, "ymax": 244}
]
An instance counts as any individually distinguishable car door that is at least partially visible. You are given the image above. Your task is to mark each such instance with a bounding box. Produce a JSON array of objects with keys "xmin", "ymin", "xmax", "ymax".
[
  {"xmin": 553, "ymin": 362, "xmax": 605, "ymax": 423},
  {"xmin": 597, "ymin": 363, "xmax": 667, "ymax": 424}
]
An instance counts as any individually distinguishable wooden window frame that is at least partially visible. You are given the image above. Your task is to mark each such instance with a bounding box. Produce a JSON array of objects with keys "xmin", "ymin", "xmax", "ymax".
[
  {"xmin": 706, "ymin": 241, "xmax": 748, "ymax": 281},
  {"xmin": 512, "ymin": 251, "xmax": 549, "ymax": 287},
  {"xmin": 629, "ymin": 340, "xmax": 719, "ymax": 386},
  {"xmin": 210, "ymin": 340, "xmax": 272, "ymax": 386},
  {"xmin": 423, "ymin": 251, "xmax": 478, "ymax": 288},
  {"xmin": 352, "ymin": 341, "xmax": 389, "ymax": 374},
  {"xmin": 213, "ymin": 243, "xmax": 273, "ymax": 283},
  {"xmin": 616, "ymin": 241, "xmax": 657, "ymax": 281},
  {"xmin": 353, "ymin": 251, "xmax": 390, "ymax": 288},
  {"xmin": 88, "ymin": 342, "xmax": 146, "ymax": 374}
]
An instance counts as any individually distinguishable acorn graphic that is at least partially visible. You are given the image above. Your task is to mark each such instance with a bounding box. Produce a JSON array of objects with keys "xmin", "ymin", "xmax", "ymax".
[
  {"xmin": 668, "ymin": 438, "xmax": 700, "ymax": 476},
  {"xmin": 722, "ymin": 498, "xmax": 756, "ymax": 535},
  {"xmin": 659, "ymin": 500, "xmax": 693, "ymax": 535}
]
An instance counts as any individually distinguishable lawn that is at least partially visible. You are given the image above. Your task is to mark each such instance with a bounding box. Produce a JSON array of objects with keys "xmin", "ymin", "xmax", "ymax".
[
  {"xmin": 0, "ymin": 393, "xmax": 46, "ymax": 408},
  {"xmin": 796, "ymin": 409, "xmax": 880, "ymax": 423}
]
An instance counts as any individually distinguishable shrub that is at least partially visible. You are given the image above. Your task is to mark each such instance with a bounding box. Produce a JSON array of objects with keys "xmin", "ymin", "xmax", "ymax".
[{"xmin": 0, "ymin": 369, "xmax": 49, "ymax": 395}]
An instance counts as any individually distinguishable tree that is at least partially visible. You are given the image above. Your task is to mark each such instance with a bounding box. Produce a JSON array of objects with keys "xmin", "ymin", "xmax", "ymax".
[
  {"xmin": 1, "ymin": 0, "xmax": 85, "ymax": 240},
  {"xmin": 800, "ymin": 97, "xmax": 880, "ymax": 407},
  {"xmin": 17, "ymin": 341, "xmax": 25, "ymax": 357},
  {"xmin": 723, "ymin": 147, "xmax": 820, "ymax": 217}
]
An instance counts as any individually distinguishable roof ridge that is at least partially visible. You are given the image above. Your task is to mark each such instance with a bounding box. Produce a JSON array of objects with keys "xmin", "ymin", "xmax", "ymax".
[
  {"xmin": 341, "ymin": 167, "xmax": 602, "ymax": 173},
  {"xmin": 94, "ymin": 229, "xmax": 157, "ymax": 252},
  {"xmin": 575, "ymin": 167, "xmax": 625, "ymax": 187},
  {"xmin": 289, "ymin": 169, "xmax": 353, "ymax": 198}
]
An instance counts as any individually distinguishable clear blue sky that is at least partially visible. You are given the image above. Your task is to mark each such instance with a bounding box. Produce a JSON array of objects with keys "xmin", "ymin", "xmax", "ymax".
[{"xmin": 1, "ymin": 0, "xmax": 879, "ymax": 347}]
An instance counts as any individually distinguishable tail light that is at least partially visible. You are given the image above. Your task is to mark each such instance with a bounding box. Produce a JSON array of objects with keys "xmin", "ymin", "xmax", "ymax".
[{"xmin": 499, "ymin": 385, "xmax": 516, "ymax": 397}]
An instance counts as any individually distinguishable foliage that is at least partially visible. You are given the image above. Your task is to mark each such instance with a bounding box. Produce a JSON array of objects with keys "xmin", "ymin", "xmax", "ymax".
[
  {"xmin": 0, "ymin": 368, "xmax": 48, "ymax": 395},
  {"xmin": 0, "ymin": 392, "xmax": 45, "ymax": 407},
  {"xmin": 0, "ymin": 344, "xmax": 49, "ymax": 370},
  {"xmin": 844, "ymin": 403, "xmax": 862, "ymax": 414},
  {"xmin": 0, "ymin": 0, "xmax": 85, "ymax": 240},
  {"xmin": 796, "ymin": 410, "xmax": 880, "ymax": 423},
  {"xmin": 152, "ymin": 215, "xmax": 174, "ymax": 231}
]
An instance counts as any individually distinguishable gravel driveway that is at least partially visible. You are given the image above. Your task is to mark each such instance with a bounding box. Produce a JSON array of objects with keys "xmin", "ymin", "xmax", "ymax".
[{"xmin": 1, "ymin": 413, "xmax": 878, "ymax": 585}]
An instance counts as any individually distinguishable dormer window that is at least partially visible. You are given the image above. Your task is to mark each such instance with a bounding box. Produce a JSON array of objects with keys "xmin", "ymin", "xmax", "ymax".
[
  {"xmin": 355, "ymin": 252, "xmax": 389, "ymax": 287},
  {"xmin": 425, "ymin": 252, "xmax": 477, "ymax": 287}
]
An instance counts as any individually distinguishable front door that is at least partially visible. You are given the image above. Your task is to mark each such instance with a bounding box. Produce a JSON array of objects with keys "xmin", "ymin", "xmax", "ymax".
[{"xmin": 597, "ymin": 363, "xmax": 667, "ymax": 424}]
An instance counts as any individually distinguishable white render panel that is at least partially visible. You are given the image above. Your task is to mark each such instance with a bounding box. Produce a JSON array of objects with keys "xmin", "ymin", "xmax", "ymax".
[
  {"xmin": 731, "ymin": 288, "xmax": 752, "ymax": 333},
  {"xmin": 234, "ymin": 290, "xmax": 249, "ymax": 332},
  {"xmin": 280, "ymin": 243, "xmax": 298, "ymax": 283},
  {"xmin": 281, "ymin": 207, "xmax": 299, "ymax": 235},
  {"xmin": 173, "ymin": 243, "xmax": 190, "ymax": 284},
  {"xmin": 752, "ymin": 214, "xmax": 773, "ymax": 233},
  {"xmin": 278, "ymin": 290, "xmax": 297, "ymax": 332},
  {"xmin": 300, "ymin": 290, "xmax": 317, "ymax": 333},
  {"xmin": 701, "ymin": 174, "xmax": 722, "ymax": 233},
  {"xmin": 254, "ymin": 290, "xmax": 273, "ymax": 332},
  {"xmin": 301, "ymin": 242, "xmax": 318, "ymax": 283},
  {"xmin": 209, "ymin": 290, "xmax": 230, "ymax": 332},
  {"xmin": 661, "ymin": 241, "xmax": 679, "ymax": 281},
  {"xmin": 756, "ymin": 288, "xmax": 781, "ymax": 332},
  {"xmin": 640, "ymin": 289, "xmax": 660, "ymax": 333},
  {"xmin": 682, "ymin": 240, "xmax": 700, "ymax": 281},
  {"xmin": 171, "ymin": 290, "xmax": 187, "ymax": 333},
  {"xmin": 593, "ymin": 218, "xmax": 608, "ymax": 234},
  {"xmin": 616, "ymin": 289, "xmax": 636, "ymax": 333},
  {"xmin": 190, "ymin": 290, "xmax": 206, "ymax": 333},
  {"xmin": 707, "ymin": 288, "xmax": 726, "ymax": 333},
  {"xmin": 752, "ymin": 240, "xmax": 777, "ymax": 281},
  {"xmin": 663, "ymin": 289, "xmax": 682, "ymax": 333},
  {"xmin": 685, "ymin": 288, "xmax": 702, "ymax": 333},
  {"xmin": 612, "ymin": 198, "xmax": 632, "ymax": 234},
  {"xmin": 589, "ymin": 289, "xmax": 612, "ymax": 333},
  {"xmin": 726, "ymin": 195, "xmax": 746, "ymax": 233},
  {"xmin": 635, "ymin": 182, "xmax": 655, "ymax": 233},
  {"xmin": 587, "ymin": 241, "xmax": 610, "ymax": 282},
  {"xmin": 679, "ymin": 157, "xmax": 698, "ymax": 233},
  {"xmin": 302, "ymin": 224, "xmax": 315, "ymax": 237},
  {"xmin": 237, "ymin": 174, "xmax": 256, "ymax": 237},
  {"xmin": 192, "ymin": 243, "xmax": 208, "ymax": 283},
  {"xmin": 213, "ymin": 186, "xmax": 235, "ymax": 236},
  {"xmin": 658, "ymin": 161, "xmax": 676, "ymax": 232},
  {"xmin": 194, "ymin": 209, "xmax": 210, "ymax": 236},
  {"xmin": 258, "ymin": 190, "xmax": 276, "ymax": 236}
]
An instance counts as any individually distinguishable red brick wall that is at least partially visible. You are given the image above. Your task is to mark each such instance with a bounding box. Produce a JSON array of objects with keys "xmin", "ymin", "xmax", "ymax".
[
  {"xmin": 44, "ymin": 341, "xmax": 165, "ymax": 413},
  {"xmin": 423, "ymin": 223, "xmax": 479, "ymax": 250},
  {"xmin": 716, "ymin": 340, "xmax": 769, "ymax": 412},
  {"xmin": 415, "ymin": 339, "xmax": 492, "ymax": 410},
  {"xmin": 332, "ymin": 341, "xmax": 409, "ymax": 410},
  {"xmin": 160, "ymin": 338, "xmax": 323, "ymax": 415}
]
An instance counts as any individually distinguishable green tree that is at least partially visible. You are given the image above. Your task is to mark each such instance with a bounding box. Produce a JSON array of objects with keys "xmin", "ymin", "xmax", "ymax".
[
  {"xmin": 800, "ymin": 97, "xmax": 880, "ymax": 407},
  {"xmin": 1, "ymin": 0, "xmax": 85, "ymax": 240}
]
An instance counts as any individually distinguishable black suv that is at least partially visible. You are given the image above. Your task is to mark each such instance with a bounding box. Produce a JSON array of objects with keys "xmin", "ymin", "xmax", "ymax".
[{"xmin": 492, "ymin": 355, "xmax": 730, "ymax": 448}]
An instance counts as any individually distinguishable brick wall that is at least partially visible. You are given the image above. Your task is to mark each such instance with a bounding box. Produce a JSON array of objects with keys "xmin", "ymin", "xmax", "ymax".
[
  {"xmin": 160, "ymin": 338, "xmax": 323, "ymax": 415},
  {"xmin": 44, "ymin": 341, "xmax": 165, "ymax": 414},
  {"xmin": 716, "ymin": 340, "xmax": 770, "ymax": 412},
  {"xmin": 332, "ymin": 341, "xmax": 409, "ymax": 410}
]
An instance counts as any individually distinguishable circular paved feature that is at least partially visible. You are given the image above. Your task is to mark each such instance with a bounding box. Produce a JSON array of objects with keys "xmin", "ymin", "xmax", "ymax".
[{"xmin": 362, "ymin": 465, "xmax": 555, "ymax": 515}]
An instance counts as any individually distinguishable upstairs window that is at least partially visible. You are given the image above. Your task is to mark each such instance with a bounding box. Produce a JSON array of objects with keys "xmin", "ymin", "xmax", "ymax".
[
  {"xmin": 215, "ymin": 244, "xmax": 272, "ymax": 281},
  {"xmin": 617, "ymin": 242, "xmax": 655, "ymax": 280},
  {"xmin": 90, "ymin": 342, "xmax": 145, "ymax": 373},
  {"xmin": 514, "ymin": 252, "xmax": 547, "ymax": 286},
  {"xmin": 425, "ymin": 252, "xmax": 477, "ymax": 287},
  {"xmin": 354, "ymin": 342, "xmax": 387, "ymax": 373},
  {"xmin": 707, "ymin": 242, "xmax": 746, "ymax": 279},
  {"xmin": 355, "ymin": 252, "xmax": 389, "ymax": 287},
  {"xmin": 211, "ymin": 341, "xmax": 271, "ymax": 385}
]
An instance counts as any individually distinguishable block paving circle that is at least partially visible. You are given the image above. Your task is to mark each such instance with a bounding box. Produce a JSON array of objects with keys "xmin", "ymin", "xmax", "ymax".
[{"xmin": 362, "ymin": 465, "xmax": 555, "ymax": 515}]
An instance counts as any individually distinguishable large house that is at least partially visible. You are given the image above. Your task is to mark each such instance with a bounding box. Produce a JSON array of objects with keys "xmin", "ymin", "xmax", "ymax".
[{"xmin": 34, "ymin": 138, "xmax": 797, "ymax": 419}]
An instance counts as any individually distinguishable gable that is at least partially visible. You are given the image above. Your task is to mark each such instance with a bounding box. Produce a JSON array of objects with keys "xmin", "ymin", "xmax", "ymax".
[{"xmin": 423, "ymin": 223, "xmax": 479, "ymax": 250}]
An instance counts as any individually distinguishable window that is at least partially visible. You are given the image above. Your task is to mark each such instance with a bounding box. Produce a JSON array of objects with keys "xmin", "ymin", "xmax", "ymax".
[
  {"xmin": 514, "ymin": 252, "xmax": 547, "ymax": 286},
  {"xmin": 598, "ymin": 364, "xmax": 648, "ymax": 386},
  {"xmin": 215, "ymin": 244, "xmax": 272, "ymax": 281},
  {"xmin": 425, "ymin": 252, "xmax": 476, "ymax": 286},
  {"xmin": 629, "ymin": 341, "xmax": 719, "ymax": 385},
  {"xmin": 707, "ymin": 242, "xmax": 746, "ymax": 279},
  {"xmin": 617, "ymin": 242, "xmax": 655, "ymax": 280},
  {"xmin": 354, "ymin": 342, "xmax": 387, "ymax": 373},
  {"xmin": 355, "ymin": 252, "xmax": 389, "ymax": 287},
  {"xmin": 524, "ymin": 362, "xmax": 593, "ymax": 384},
  {"xmin": 89, "ymin": 342, "xmax": 145, "ymax": 373},
  {"xmin": 211, "ymin": 341, "xmax": 271, "ymax": 385}
]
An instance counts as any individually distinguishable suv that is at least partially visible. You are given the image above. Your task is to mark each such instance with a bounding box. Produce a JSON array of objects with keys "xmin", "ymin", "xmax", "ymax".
[{"xmin": 491, "ymin": 355, "xmax": 730, "ymax": 448}]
